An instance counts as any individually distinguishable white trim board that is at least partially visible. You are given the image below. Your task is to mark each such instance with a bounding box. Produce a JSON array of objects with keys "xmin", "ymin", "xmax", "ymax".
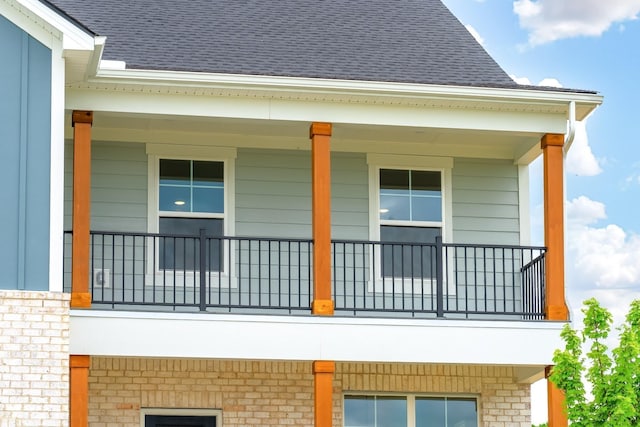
[{"xmin": 70, "ymin": 310, "xmax": 566, "ymax": 367}]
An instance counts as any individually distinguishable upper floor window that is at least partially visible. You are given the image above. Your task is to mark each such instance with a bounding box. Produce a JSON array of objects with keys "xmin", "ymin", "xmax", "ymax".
[
  {"xmin": 159, "ymin": 159, "xmax": 224, "ymax": 215},
  {"xmin": 147, "ymin": 145, "xmax": 236, "ymax": 273},
  {"xmin": 158, "ymin": 159, "xmax": 225, "ymax": 271},
  {"xmin": 379, "ymin": 168, "xmax": 443, "ymax": 278}
]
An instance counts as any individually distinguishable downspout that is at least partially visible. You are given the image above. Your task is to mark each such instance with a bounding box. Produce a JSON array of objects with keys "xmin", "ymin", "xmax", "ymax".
[
  {"xmin": 563, "ymin": 100, "xmax": 576, "ymax": 155},
  {"xmin": 86, "ymin": 36, "xmax": 107, "ymax": 79},
  {"xmin": 562, "ymin": 100, "xmax": 575, "ymax": 320}
]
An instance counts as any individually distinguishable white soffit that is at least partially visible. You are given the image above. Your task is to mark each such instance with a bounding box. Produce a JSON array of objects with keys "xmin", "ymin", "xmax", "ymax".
[{"xmin": 70, "ymin": 311, "xmax": 566, "ymax": 366}]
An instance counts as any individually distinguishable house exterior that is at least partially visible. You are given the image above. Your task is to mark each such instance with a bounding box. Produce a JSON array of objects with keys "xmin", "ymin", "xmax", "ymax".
[{"xmin": 0, "ymin": 0, "xmax": 602, "ymax": 426}]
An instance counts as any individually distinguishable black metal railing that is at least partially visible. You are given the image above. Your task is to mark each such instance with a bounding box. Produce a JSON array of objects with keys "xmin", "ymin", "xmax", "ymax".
[
  {"xmin": 332, "ymin": 237, "xmax": 546, "ymax": 318},
  {"xmin": 64, "ymin": 230, "xmax": 312, "ymax": 313},
  {"xmin": 63, "ymin": 231, "xmax": 546, "ymax": 318}
]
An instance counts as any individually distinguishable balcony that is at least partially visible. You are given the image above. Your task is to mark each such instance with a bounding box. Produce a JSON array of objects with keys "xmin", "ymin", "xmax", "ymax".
[{"xmin": 63, "ymin": 231, "xmax": 546, "ymax": 319}]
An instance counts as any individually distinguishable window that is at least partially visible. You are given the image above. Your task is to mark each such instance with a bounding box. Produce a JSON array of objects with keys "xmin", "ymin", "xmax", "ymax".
[
  {"xmin": 142, "ymin": 409, "xmax": 221, "ymax": 427},
  {"xmin": 158, "ymin": 159, "xmax": 224, "ymax": 271},
  {"xmin": 379, "ymin": 169, "xmax": 442, "ymax": 278},
  {"xmin": 368, "ymin": 155, "xmax": 452, "ymax": 281},
  {"xmin": 344, "ymin": 395, "xmax": 477, "ymax": 427},
  {"xmin": 147, "ymin": 144, "xmax": 236, "ymax": 276},
  {"xmin": 145, "ymin": 415, "xmax": 216, "ymax": 427}
]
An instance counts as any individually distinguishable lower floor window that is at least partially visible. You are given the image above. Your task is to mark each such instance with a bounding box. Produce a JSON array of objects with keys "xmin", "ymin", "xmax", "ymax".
[
  {"xmin": 143, "ymin": 409, "xmax": 220, "ymax": 427},
  {"xmin": 344, "ymin": 395, "xmax": 477, "ymax": 427},
  {"xmin": 145, "ymin": 415, "xmax": 217, "ymax": 427}
]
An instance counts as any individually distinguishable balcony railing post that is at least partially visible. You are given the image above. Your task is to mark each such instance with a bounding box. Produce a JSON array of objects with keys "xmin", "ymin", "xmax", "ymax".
[
  {"xmin": 199, "ymin": 228, "xmax": 207, "ymax": 311},
  {"xmin": 435, "ymin": 236, "xmax": 444, "ymax": 318}
]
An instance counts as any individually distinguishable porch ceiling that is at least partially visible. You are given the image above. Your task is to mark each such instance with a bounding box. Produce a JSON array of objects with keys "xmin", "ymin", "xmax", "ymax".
[{"xmin": 64, "ymin": 111, "xmax": 544, "ymax": 163}]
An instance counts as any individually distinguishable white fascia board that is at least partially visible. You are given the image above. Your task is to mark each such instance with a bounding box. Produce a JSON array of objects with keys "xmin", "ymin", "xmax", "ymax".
[
  {"xmin": 65, "ymin": 87, "xmax": 570, "ymax": 134},
  {"xmin": 70, "ymin": 310, "xmax": 566, "ymax": 366},
  {"xmin": 93, "ymin": 68, "xmax": 603, "ymax": 112},
  {"xmin": 6, "ymin": 0, "xmax": 95, "ymax": 51}
]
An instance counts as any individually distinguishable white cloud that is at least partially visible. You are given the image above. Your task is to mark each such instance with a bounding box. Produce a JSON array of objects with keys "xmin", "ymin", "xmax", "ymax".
[
  {"xmin": 509, "ymin": 75, "xmax": 565, "ymax": 89},
  {"xmin": 566, "ymin": 120, "xmax": 603, "ymax": 176},
  {"xmin": 566, "ymin": 195, "xmax": 606, "ymax": 225},
  {"xmin": 566, "ymin": 196, "xmax": 640, "ymax": 290},
  {"xmin": 538, "ymin": 78, "xmax": 562, "ymax": 88},
  {"xmin": 623, "ymin": 162, "xmax": 640, "ymax": 189},
  {"xmin": 513, "ymin": 0, "xmax": 640, "ymax": 45},
  {"xmin": 509, "ymin": 74, "xmax": 532, "ymax": 85},
  {"xmin": 465, "ymin": 24, "xmax": 485, "ymax": 46}
]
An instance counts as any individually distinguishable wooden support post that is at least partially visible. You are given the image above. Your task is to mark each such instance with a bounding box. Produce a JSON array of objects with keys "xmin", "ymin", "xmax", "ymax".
[
  {"xmin": 310, "ymin": 122, "xmax": 334, "ymax": 315},
  {"xmin": 71, "ymin": 111, "xmax": 93, "ymax": 308},
  {"xmin": 546, "ymin": 366, "xmax": 568, "ymax": 427},
  {"xmin": 542, "ymin": 133, "xmax": 569, "ymax": 320},
  {"xmin": 313, "ymin": 360, "xmax": 335, "ymax": 427},
  {"xmin": 70, "ymin": 355, "xmax": 90, "ymax": 427}
]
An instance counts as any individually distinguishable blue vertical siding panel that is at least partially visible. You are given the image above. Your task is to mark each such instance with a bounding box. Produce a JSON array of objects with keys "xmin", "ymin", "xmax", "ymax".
[
  {"xmin": 0, "ymin": 16, "xmax": 51, "ymax": 290},
  {"xmin": 0, "ymin": 16, "xmax": 23, "ymax": 289},
  {"xmin": 24, "ymin": 36, "xmax": 52, "ymax": 290}
]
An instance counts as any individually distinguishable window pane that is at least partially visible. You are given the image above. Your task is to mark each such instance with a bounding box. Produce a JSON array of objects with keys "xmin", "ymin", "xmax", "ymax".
[
  {"xmin": 193, "ymin": 187, "xmax": 224, "ymax": 213},
  {"xmin": 380, "ymin": 169, "xmax": 442, "ymax": 222},
  {"xmin": 411, "ymin": 194, "xmax": 442, "ymax": 222},
  {"xmin": 380, "ymin": 226, "xmax": 441, "ymax": 278},
  {"xmin": 416, "ymin": 398, "xmax": 446, "ymax": 427},
  {"xmin": 145, "ymin": 415, "xmax": 216, "ymax": 427},
  {"xmin": 446, "ymin": 399, "xmax": 478, "ymax": 427},
  {"xmin": 376, "ymin": 397, "xmax": 406, "ymax": 427},
  {"xmin": 380, "ymin": 169, "xmax": 409, "ymax": 190},
  {"xmin": 158, "ymin": 217, "xmax": 223, "ymax": 271},
  {"xmin": 411, "ymin": 170, "xmax": 440, "ymax": 191},
  {"xmin": 160, "ymin": 159, "xmax": 190, "ymax": 185},
  {"xmin": 193, "ymin": 161, "xmax": 223, "ymax": 187},
  {"xmin": 380, "ymin": 195, "xmax": 410, "ymax": 221},
  {"xmin": 159, "ymin": 186, "xmax": 191, "ymax": 212},
  {"xmin": 344, "ymin": 396, "xmax": 375, "ymax": 427}
]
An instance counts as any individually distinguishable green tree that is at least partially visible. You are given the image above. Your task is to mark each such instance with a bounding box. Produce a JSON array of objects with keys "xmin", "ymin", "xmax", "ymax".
[{"xmin": 549, "ymin": 298, "xmax": 640, "ymax": 426}]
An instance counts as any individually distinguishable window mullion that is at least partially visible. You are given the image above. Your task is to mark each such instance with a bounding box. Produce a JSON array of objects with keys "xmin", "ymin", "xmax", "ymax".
[
  {"xmin": 407, "ymin": 395, "xmax": 415, "ymax": 427},
  {"xmin": 189, "ymin": 160, "xmax": 194, "ymax": 213},
  {"xmin": 408, "ymin": 170, "xmax": 413, "ymax": 222}
]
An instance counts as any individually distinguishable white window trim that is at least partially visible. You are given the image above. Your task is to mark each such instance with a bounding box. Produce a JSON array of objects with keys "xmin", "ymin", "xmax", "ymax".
[
  {"xmin": 343, "ymin": 392, "xmax": 479, "ymax": 427},
  {"xmin": 367, "ymin": 154, "xmax": 454, "ymax": 294},
  {"xmin": 140, "ymin": 408, "xmax": 222, "ymax": 427},
  {"xmin": 146, "ymin": 144, "xmax": 237, "ymax": 286}
]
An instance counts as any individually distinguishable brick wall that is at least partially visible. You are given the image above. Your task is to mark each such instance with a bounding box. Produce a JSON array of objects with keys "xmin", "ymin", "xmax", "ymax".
[
  {"xmin": 89, "ymin": 358, "xmax": 530, "ymax": 427},
  {"xmin": 0, "ymin": 291, "xmax": 70, "ymax": 427}
]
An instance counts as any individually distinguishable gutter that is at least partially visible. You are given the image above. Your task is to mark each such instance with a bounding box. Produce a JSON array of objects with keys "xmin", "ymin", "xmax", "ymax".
[{"xmin": 564, "ymin": 100, "xmax": 577, "ymax": 153}]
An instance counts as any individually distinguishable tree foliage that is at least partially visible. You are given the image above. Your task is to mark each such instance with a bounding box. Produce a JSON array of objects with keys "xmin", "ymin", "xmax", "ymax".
[{"xmin": 550, "ymin": 298, "xmax": 640, "ymax": 426}]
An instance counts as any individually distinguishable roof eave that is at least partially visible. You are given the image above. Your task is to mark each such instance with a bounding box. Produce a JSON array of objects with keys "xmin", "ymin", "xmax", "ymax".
[{"xmin": 89, "ymin": 67, "xmax": 603, "ymax": 120}]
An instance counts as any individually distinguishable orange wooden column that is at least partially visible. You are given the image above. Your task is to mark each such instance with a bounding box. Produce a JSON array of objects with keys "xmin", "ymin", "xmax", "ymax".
[
  {"xmin": 313, "ymin": 360, "xmax": 335, "ymax": 427},
  {"xmin": 70, "ymin": 355, "xmax": 90, "ymax": 427},
  {"xmin": 542, "ymin": 134, "xmax": 569, "ymax": 427},
  {"xmin": 546, "ymin": 366, "xmax": 568, "ymax": 427},
  {"xmin": 71, "ymin": 111, "xmax": 93, "ymax": 308},
  {"xmin": 542, "ymin": 133, "xmax": 569, "ymax": 321},
  {"xmin": 310, "ymin": 122, "xmax": 334, "ymax": 315}
]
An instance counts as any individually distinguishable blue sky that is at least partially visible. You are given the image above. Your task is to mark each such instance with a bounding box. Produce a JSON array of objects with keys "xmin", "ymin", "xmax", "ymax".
[{"xmin": 441, "ymin": 0, "xmax": 640, "ymax": 423}]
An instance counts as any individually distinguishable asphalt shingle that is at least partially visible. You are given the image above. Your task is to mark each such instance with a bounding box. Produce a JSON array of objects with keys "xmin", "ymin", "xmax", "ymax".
[{"xmin": 42, "ymin": 0, "xmax": 524, "ymax": 87}]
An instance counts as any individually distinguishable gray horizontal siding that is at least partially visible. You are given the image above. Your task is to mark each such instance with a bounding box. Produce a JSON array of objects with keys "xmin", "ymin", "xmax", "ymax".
[
  {"xmin": 235, "ymin": 149, "xmax": 368, "ymax": 240},
  {"xmin": 452, "ymin": 159, "xmax": 520, "ymax": 245},
  {"xmin": 64, "ymin": 140, "xmax": 147, "ymax": 232},
  {"xmin": 61, "ymin": 144, "xmax": 521, "ymax": 248}
]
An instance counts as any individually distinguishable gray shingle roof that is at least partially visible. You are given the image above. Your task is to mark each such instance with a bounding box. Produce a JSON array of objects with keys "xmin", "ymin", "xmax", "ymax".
[{"xmin": 42, "ymin": 0, "xmax": 520, "ymax": 87}]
